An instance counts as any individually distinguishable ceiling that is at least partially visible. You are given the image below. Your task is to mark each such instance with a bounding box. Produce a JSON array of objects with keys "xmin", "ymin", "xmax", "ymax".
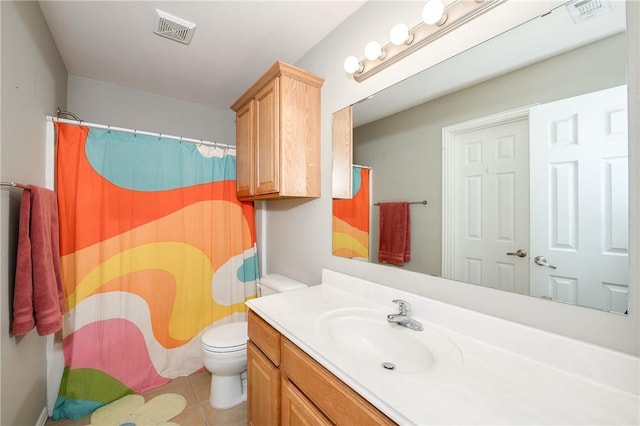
[{"xmin": 38, "ymin": 1, "xmax": 366, "ymax": 111}]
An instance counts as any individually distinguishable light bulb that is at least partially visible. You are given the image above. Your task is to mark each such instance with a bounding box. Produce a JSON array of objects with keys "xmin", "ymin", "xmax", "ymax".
[
  {"xmin": 343, "ymin": 56, "xmax": 362, "ymax": 74},
  {"xmin": 389, "ymin": 23, "xmax": 412, "ymax": 46},
  {"xmin": 422, "ymin": 0, "xmax": 445, "ymax": 25},
  {"xmin": 364, "ymin": 41, "xmax": 384, "ymax": 61}
]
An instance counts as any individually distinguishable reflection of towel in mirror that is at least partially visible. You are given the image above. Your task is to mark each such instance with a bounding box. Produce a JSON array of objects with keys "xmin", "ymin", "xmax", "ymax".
[
  {"xmin": 11, "ymin": 185, "xmax": 65, "ymax": 336},
  {"xmin": 378, "ymin": 202, "xmax": 410, "ymax": 266}
]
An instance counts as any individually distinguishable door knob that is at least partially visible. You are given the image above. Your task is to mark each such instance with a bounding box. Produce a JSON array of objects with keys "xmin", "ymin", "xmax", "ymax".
[
  {"xmin": 506, "ymin": 249, "xmax": 527, "ymax": 258},
  {"xmin": 534, "ymin": 255, "xmax": 557, "ymax": 269}
]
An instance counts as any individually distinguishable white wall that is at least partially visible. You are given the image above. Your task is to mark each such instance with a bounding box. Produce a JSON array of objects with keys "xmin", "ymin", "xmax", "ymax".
[
  {"xmin": 266, "ymin": 1, "xmax": 640, "ymax": 356},
  {"xmin": 0, "ymin": 2, "xmax": 68, "ymax": 425},
  {"xmin": 68, "ymin": 74, "xmax": 235, "ymax": 145}
]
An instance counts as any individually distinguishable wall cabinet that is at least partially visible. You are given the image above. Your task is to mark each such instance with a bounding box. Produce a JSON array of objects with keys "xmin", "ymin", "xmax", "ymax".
[
  {"xmin": 231, "ymin": 61, "xmax": 324, "ymax": 201},
  {"xmin": 247, "ymin": 310, "xmax": 396, "ymax": 426},
  {"xmin": 332, "ymin": 105, "xmax": 353, "ymax": 199}
]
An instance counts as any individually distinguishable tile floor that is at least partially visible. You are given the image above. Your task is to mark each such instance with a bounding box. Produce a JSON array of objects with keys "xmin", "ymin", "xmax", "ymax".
[{"xmin": 44, "ymin": 370, "xmax": 247, "ymax": 426}]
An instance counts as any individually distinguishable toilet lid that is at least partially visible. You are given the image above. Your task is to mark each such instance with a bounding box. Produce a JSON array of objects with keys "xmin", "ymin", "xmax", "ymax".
[{"xmin": 202, "ymin": 321, "xmax": 248, "ymax": 349}]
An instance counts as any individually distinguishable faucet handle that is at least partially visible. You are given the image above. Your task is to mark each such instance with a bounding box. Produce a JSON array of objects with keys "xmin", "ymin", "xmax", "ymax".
[{"xmin": 392, "ymin": 299, "xmax": 410, "ymax": 315}]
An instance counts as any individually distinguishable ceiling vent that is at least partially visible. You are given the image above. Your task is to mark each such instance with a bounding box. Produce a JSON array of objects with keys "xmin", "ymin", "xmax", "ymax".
[
  {"xmin": 566, "ymin": 0, "xmax": 611, "ymax": 24},
  {"xmin": 153, "ymin": 9, "xmax": 196, "ymax": 45}
]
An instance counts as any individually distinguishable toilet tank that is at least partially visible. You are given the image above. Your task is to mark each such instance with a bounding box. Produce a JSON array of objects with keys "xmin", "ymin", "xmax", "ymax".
[{"xmin": 258, "ymin": 274, "xmax": 308, "ymax": 297}]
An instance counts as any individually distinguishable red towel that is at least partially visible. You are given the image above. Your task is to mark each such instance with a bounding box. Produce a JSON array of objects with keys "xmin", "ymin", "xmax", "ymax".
[
  {"xmin": 378, "ymin": 202, "xmax": 411, "ymax": 266},
  {"xmin": 11, "ymin": 186, "xmax": 65, "ymax": 336}
]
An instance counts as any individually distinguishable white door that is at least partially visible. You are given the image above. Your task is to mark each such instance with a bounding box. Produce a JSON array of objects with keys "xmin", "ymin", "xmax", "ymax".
[
  {"xmin": 452, "ymin": 118, "xmax": 530, "ymax": 294},
  {"xmin": 529, "ymin": 85, "xmax": 628, "ymax": 313}
]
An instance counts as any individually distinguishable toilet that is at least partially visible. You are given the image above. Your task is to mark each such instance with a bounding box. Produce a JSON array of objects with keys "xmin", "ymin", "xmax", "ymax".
[{"xmin": 200, "ymin": 274, "xmax": 307, "ymax": 409}]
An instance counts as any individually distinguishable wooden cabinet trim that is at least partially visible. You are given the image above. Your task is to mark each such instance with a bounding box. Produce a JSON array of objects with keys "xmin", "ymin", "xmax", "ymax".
[{"xmin": 231, "ymin": 61, "xmax": 324, "ymax": 112}]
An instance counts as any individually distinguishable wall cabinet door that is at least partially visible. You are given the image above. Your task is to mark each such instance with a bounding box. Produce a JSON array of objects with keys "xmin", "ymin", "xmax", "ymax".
[
  {"xmin": 236, "ymin": 100, "xmax": 255, "ymax": 198},
  {"xmin": 255, "ymin": 78, "xmax": 279, "ymax": 196},
  {"xmin": 281, "ymin": 379, "xmax": 332, "ymax": 426},
  {"xmin": 248, "ymin": 342, "xmax": 280, "ymax": 426}
]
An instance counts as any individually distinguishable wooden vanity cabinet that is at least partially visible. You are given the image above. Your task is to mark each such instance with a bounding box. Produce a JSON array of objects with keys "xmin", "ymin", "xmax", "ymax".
[
  {"xmin": 247, "ymin": 310, "xmax": 281, "ymax": 426},
  {"xmin": 247, "ymin": 310, "xmax": 396, "ymax": 426},
  {"xmin": 281, "ymin": 379, "xmax": 332, "ymax": 426},
  {"xmin": 231, "ymin": 61, "xmax": 324, "ymax": 201},
  {"xmin": 247, "ymin": 342, "xmax": 280, "ymax": 426}
]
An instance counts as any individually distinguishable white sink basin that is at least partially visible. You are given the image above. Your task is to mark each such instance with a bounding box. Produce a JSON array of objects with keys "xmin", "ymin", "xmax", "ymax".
[{"xmin": 315, "ymin": 307, "xmax": 462, "ymax": 374}]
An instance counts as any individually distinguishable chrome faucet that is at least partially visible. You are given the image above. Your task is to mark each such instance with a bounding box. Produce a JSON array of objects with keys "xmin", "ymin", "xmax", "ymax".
[{"xmin": 387, "ymin": 299, "xmax": 423, "ymax": 331}]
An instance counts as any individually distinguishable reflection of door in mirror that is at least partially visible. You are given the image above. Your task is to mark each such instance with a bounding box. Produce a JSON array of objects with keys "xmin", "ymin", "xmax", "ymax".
[
  {"xmin": 441, "ymin": 85, "xmax": 629, "ymax": 314},
  {"xmin": 529, "ymin": 86, "xmax": 628, "ymax": 314},
  {"xmin": 442, "ymin": 112, "xmax": 530, "ymax": 295},
  {"xmin": 334, "ymin": 10, "xmax": 627, "ymax": 313}
]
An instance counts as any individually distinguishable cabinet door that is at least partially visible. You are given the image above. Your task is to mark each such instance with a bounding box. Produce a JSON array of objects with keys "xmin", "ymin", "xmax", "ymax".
[
  {"xmin": 248, "ymin": 342, "xmax": 280, "ymax": 426},
  {"xmin": 281, "ymin": 380, "xmax": 332, "ymax": 426},
  {"xmin": 255, "ymin": 78, "xmax": 279, "ymax": 195},
  {"xmin": 332, "ymin": 105, "xmax": 353, "ymax": 199},
  {"xmin": 236, "ymin": 100, "xmax": 255, "ymax": 198}
]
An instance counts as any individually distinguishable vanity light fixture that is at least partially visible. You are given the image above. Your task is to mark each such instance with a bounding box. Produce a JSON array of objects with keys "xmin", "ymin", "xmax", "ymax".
[
  {"xmin": 364, "ymin": 41, "xmax": 386, "ymax": 61},
  {"xmin": 343, "ymin": 0, "xmax": 505, "ymax": 82},
  {"xmin": 422, "ymin": 0, "xmax": 448, "ymax": 25},
  {"xmin": 389, "ymin": 23, "xmax": 414, "ymax": 46},
  {"xmin": 343, "ymin": 56, "xmax": 364, "ymax": 74}
]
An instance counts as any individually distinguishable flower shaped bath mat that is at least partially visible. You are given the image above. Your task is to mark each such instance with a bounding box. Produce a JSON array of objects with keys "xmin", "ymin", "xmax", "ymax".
[{"xmin": 89, "ymin": 393, "xmax": 187, "ymax": 426}]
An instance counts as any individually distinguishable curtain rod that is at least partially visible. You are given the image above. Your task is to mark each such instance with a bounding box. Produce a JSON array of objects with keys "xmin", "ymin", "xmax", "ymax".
[{"xmin": 47, "ymin": 116, "xmax": 235, "ymax": 150}]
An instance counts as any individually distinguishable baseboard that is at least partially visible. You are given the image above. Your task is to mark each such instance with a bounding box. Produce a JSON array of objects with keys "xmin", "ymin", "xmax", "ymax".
[{"xmin": 35, "ymin": 407, "xmax": 48, "ymax": 426}]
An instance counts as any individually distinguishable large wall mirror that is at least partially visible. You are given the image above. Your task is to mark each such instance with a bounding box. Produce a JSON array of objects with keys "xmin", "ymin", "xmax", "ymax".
[{"xmin": 332, "ymin": 0, "xmax": 629, "ymax": 314}]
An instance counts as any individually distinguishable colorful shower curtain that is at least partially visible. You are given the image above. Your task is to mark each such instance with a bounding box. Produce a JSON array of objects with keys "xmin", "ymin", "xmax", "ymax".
[
  {"xmin": 52, "ymin": 123, "xmax": 257, "ymax": 420},
  {"xmin": 332, "ymin": 166, "xmax": 370, "ymax": 260}
]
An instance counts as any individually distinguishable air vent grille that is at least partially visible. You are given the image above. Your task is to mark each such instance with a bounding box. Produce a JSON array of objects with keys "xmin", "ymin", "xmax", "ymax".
[
  {"xmin": 566, "ymin": 0, "xmax": 611, "ymax": 24},
  {"xmin": 153, "ymin": 9, "xmax": 196, "ymax": 45}
]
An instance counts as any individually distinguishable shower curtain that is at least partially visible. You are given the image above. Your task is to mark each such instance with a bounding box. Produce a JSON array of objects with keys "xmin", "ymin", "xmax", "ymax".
[
  {"xmin": 52, "ymin": 122, "xmax": 257, "ymax": 420},
  {"xmin": 332, "ymin": 166, "xmax": 370, "ymax": 260}
]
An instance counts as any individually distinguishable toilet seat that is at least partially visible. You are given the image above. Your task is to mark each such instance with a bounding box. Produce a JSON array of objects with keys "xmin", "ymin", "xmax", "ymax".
[{"xmin": 202, "ymin": 321, "xmax": 248, "ymax": 353}]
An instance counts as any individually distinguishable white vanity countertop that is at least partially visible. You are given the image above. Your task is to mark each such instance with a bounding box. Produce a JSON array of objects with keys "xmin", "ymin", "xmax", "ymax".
[{"xmin": 246, "ymin": 270, "xmax": 640, "ymax": 425}]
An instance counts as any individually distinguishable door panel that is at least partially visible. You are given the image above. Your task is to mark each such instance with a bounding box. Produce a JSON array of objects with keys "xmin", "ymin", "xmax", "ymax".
[
  {"xmin": 529, "ymin": 85, "xmax": 628, "ymax": 313},
  {"xmin": 236, "ymin": 101, "xmax": 255, "ymax": 197},
  {"xmin": 255, "ymin": 78, "xmax": 279, "ymax": 195},
  {"xmin": 453, "ymin": 118, "xmax": 530, "ymax": 293}
]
